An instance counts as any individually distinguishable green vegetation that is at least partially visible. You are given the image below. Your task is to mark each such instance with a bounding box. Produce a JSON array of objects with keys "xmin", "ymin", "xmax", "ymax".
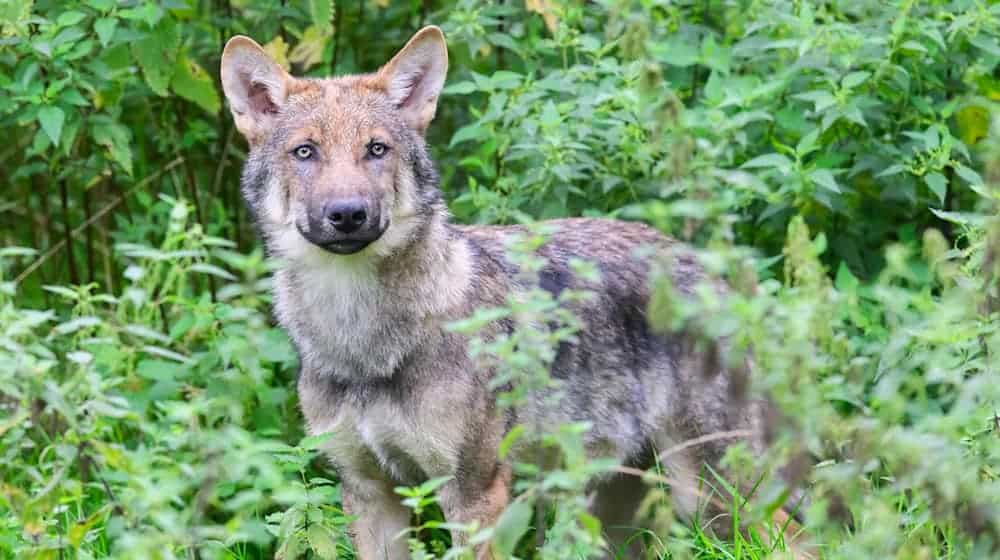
[{"xmin": 2, "ymin": 1, "xmax": 999, "ymax": 558}]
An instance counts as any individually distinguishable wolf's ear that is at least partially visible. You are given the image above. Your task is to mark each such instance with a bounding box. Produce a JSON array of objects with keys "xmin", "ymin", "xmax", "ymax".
[
  {"xmin": 376, "ymin": 26, "xmax": 448, "ymax": 133},
  {"xmin": 221, "ymin": 36, "xmax": 293, "ymax": 144}
]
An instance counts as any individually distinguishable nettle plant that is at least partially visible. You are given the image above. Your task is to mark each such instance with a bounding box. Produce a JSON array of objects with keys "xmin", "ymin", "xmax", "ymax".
[
  {"xmin": 444, "ymin": 0, "xmax": 1000, "ymax": 268},
  {"xmin": 442, "ymin": 1, "xmax": 659, "ymax": 223},
  {"xmin": 446, "ymin": 225, "xmax": 610, "ymax": 559},
  {"xmin": 2, "ymin": 1, "xmax": 225, "ymax": 180},
  {"xmin": 0, "ymin": 197, "xmax": 323, "ymax": 559},
  {"xmin": 441, "ymin": 0, "xmax": 1000, "ymax": 556}
]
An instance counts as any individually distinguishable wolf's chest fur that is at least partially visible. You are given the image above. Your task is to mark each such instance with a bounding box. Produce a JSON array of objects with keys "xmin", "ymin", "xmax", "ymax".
[
  {"xmin": 273, "ymin": 224, "xmax": 473, "ymax": 379},
  {"xmin": 274, "ymin": 262, "xmax": 414, "ymax": 379},
  {"xmin": 273, "ymin": 228, "xmax": 486, "ymax": 481}
]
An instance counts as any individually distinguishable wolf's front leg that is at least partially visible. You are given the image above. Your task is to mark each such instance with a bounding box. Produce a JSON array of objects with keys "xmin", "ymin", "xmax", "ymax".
[
  {"xmin": 341, "ymin": 473, "xmax": 411, "ymax": 560},
  {"xmin": 438, "ymin": 463, "xmax": 512, "ymax": 560}
]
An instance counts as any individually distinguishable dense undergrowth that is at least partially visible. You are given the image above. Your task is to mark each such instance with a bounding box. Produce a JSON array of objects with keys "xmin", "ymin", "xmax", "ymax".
[{"xmin": 2, "ymin": 1, "xmax": 1000, "ymax": 559}]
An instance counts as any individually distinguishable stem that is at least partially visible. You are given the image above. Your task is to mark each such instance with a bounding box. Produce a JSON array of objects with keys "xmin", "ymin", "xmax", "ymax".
[
  {"xmin": 59, "ymin": 178, "xmax": 79, "ymax": 285},
  {"xmin": 331, "ymin": 0, "xmax": 343, "ymax": 73},
  {"xmin": 83, "ymin": 186, "xmax": 96, "ymax": 285},
  {"xmin": 419, "ymin": 0, "xmax": 430, "ymax": 27},
  {"xmin": 14, "ymin": 158, "xmax": 185, "ymax": 286},
  {"xmin": 25, "ymin": 177, "xmax": 50, "ymax": 306},
  {"xmin": 99, "ymin": 185, "xmax": 115, "ymax": 295}
]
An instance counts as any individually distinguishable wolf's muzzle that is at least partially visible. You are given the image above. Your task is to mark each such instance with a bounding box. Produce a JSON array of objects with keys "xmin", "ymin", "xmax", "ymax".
[
  {"xmin": 301, "ymin": 198, "xmax": 385, "ymax": 255},
  {"xmin": 325, "ymin": 198, "xmax": 368, "ymax": 234}
]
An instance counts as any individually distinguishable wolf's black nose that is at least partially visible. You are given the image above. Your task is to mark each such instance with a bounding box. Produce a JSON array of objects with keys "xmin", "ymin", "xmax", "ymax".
[{"xmin": 326, "ymin": 199, "xmax": 368, "ymax": 234}]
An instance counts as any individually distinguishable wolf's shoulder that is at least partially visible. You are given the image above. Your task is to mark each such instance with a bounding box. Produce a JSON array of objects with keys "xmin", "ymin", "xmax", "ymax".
[{"xmin": 450, "ymin": 218, "xmax": 698, "ymax": 301}]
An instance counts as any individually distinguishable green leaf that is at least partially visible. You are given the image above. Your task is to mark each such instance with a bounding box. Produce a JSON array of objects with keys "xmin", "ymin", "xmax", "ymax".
[
  {"xmin": 929, "ymin": 208, "xmax": 987, "ymax": 227},
  {"xmin": 654, "ymin": 37, "xmax": 699, "ymax": 67},
  {"xmin": 65, "ymin": 38, "xmax": 94, "ymax": 61},
  {"xmin": 841, "ymin": 71, "xmax": 870, "ymax": 89},
  {"xmin": 171, "ymin": 53, "xmax": 221, "ymax": 114},
  {"xmin": 835, "ymin": 262, "xmax": 859, "ymax": 293},
  {"xmin": 876, "ymin": 163, "xmax": 906, "ymax": 178},
  {"xmin": 0, "ymin": 0, "xmax": 32, "ymax": 35},
  {"xmin": 449, "ymin": 123, "xmax": 489, "ymax": 147},
  {"xmin": 57, "ymin": 10, "xmax": 88, "ymax": 27},
  {"xmin": 133, "ymin": 18, "xmax": 179, "ymax": 96},
  {"xmin": 498, "ymin": 425, "xmax": 525, "ymax": 460},
  {"xmin": 276, "ymin": 531, "xmax": 307, "ymax": 560},
  {"xmin": 925, "ymin": 172, "xmax": 947, "ymax": 205},
  {"xmin": 700, "ymin": 34, "xmax": 730, "ymax": 74},
  {"xmin": 741, "ymin": 153, "xmax": 792, "ymax": 172},
  {"xmin": 809, "ymin": 169, "xmax": 841, "ymax": 193},
  {"xmin": 53, "ymin": 26, "xmax": 87, "ymax": 48},
  {"xmin": 490, "ymin": 70, "xmax": 523, "ymax": 90},
  {"xmin": 577, "ymin": 511, "xmax": 602, "ymax": 540},
  {"xmin": 310, "ymin": 0, "xmax": 333, "ymax": 33},
  {"xmin": 37, "ymin": 106, "xmax": 65, "ymax": 146},
  {"xmin": 59, "ymin": 88, "xmax": 89, "ymax": 107},
  {"xmin": 443, "ymin": 81, "xmax": 478, "ymax": 95},
  {"xmin": 793, "ymin": 90, "xmax": 837, "ymax": 112},
  {"xmin": 446, "ymin": 306, "xmax": 511, "ymax": 333},
  {"xmin": 92, "ymin": 120, "xmax": 133, "ymax": 175},
  {"xmin": 298, "ymin": 432, "xmax": 334, "ymax": 450},
  {"xmin": 970, "ymin": 34, "xmax": 1000, "ymax": 57},
  {"xmin": 492, "ymin": 499, "xmax": 533, "ymax": 557},
  {"xmin": 954, "ymin": 164, "xmax": 983, "ymax": 187},
  {"xmin": 136, "ymin": 359, "xmax": 186, "ymax": 382},
  {"xmin": 540, "ymin": 100, "xmax": 561, "ymax": 127},
  {"xmin": 415, "ymin": 476, "xmax": 452, "ymax": 496},
  {"xmin": 306, "ymin": 524, "xmax": 339, "ymax": 559},
  {"xmin": 87, "ymin": 0, "xmax": 114, "ymax": 11},
  {"xmin": 955, "ymin": 104, "xmax": 989, "ymax": 145},
  {"xmin": 68, "ymin": 506, "xmax": 110, "ymax": 548},
  {"xmin": 922, "ymin": 126, "xmax": 940, "ymax": 150},
  {"xmin": 188, "ymin": 263, "xmax": 237, "ymax": 281},
  {"xmin": 796, "ymin": 129, "xmax": 820, "ymax": 157},
  {"xmin": 289, "ymin": 25, "xmax": 329, "ymax": 70},
  {"xmin": 43, "ymin": 285, "xmax": 82, "ymax": 300},
  {"xmin": 120, "ymin": 3, "xmax": 163, "ymax": 27},
  {"xmin": 95, "ymin": 17, "xmax": 118, "ymax": 47}
]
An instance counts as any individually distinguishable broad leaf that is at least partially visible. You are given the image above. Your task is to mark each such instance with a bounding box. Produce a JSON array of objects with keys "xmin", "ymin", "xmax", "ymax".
[
  {"xmin": 94, "ymin": 17, "xmax": 117, "ymax": 47},
  {"xmin": 133, "ymin": 17, "xmax": 179, "ymax": 96},
  {"xmin": 37, "ymin": 105, "xmax": 65, "ymax": 146},
  {"xmin": 171, "ymin": 53, "xmax": 221, "ymax": 114},
  {"xmin": 924, "ymin": 172, "xmax": 947, "ymax": 205},
  {"xmin": 310, "ymin": 0, "xmax": 332, "ymax": 33},
  {"xmin": 492, "ymin": 499, "xmax": 533, "ymax": 557}
]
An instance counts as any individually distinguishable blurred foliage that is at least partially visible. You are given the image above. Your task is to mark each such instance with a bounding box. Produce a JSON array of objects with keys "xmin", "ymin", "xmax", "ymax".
[{"xmin": 1, "ymin": 0, "xmax": 1000, "ymax": 559}]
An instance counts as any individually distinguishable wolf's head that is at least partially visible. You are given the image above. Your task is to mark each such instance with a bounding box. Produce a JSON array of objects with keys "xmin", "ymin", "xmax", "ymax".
[{"xmin": 221, "ymin": 27, "xmax": 448, "ymax": 261}]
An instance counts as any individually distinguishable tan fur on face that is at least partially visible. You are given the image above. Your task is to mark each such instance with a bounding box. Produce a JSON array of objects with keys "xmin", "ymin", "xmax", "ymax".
[{"xmin": 221, "ymin": 31, "xmax": 447, "ymax": 263}]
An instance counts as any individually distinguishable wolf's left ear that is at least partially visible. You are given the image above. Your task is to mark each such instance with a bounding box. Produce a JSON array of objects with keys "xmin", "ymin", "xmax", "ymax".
[
  {"xmin": 377, "ymin": 26, "xmax": 448, "ymax": 133},
  {"xmin": 221, "ymin": 36, "xmax": 294, "ymax": 144}
]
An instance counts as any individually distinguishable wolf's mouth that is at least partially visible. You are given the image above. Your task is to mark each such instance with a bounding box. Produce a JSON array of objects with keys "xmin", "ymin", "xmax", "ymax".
[
  {"xmin": 296, "ymin": 219, "xmax": 386, "ymax": 256},
  {"xmin": 321, "ymin": 238, "xmax": 374, "ymax": 255}
]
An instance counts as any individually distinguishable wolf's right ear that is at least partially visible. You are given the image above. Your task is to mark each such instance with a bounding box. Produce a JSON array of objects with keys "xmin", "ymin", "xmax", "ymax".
[
  {"xmin": 376, "ymin": 26, "xmax": 449, "ymax": 134},
  {"xmin": 221, "ymin": 36, "xmax": 293, "ymax": 144}
]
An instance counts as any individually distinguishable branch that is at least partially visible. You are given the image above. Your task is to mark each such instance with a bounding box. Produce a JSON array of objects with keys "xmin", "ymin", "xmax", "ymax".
[{"xmin": 14, "ymin": 157, "xmax": 185, "ymax": 286}]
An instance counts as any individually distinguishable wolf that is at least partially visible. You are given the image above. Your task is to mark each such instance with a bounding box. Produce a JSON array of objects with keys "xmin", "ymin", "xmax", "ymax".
[{"xmin": 221, "ymin": 26, "xmax": 798, "ymax": 559}]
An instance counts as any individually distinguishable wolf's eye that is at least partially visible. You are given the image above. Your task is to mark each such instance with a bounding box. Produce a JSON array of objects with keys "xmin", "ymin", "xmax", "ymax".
[
  {"xmin": 367, "ymin": 142, "xmax": 388, "ymax": 158},
  {"xmin": 293, "ymin": 145, "xmax": 314, "ymax": 161}
]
